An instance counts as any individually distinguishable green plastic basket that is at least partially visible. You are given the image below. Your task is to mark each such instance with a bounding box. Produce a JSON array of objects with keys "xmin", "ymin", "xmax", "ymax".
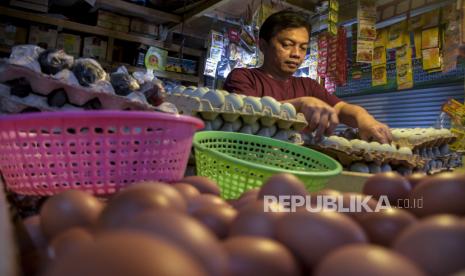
[{"xmin": 193, "ymin": 131, "xmax": 342, "ymax": 199}]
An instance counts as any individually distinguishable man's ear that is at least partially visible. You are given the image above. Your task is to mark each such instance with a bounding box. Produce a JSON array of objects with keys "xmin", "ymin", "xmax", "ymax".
[{"xmin": 258, "ymin": 38, "xmax": 268, "ymax": 53}]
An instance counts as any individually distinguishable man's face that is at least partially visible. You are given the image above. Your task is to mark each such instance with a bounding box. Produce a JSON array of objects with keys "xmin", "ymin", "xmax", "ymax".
[{"xmin": 260, "ymin": 27, "xmax": 309, "ymax": 76}]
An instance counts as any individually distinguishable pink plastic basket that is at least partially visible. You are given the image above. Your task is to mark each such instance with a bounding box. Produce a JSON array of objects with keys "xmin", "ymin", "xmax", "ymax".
[{"xmin": 0, "ymin": 111, "xmax": 204, "ymax": 196}]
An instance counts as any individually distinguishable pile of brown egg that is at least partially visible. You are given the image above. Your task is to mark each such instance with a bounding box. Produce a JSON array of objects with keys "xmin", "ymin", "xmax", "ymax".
[{"xmin": 19, "ymin": 172, "xmax": 465, "ymax": 276}]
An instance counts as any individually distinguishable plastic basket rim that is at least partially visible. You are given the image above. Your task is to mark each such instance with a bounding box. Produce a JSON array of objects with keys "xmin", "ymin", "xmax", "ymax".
[
  {"xmin": 193, "ymin": 131, "xmax": 343, "ymax": 178},
  {"xmin": 0, "ymin": 110, "xmax": 205, "ymax": 129}
]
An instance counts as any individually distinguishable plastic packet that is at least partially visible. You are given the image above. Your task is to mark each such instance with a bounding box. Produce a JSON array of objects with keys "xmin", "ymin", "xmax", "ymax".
[
  {"xmin": 72, "ymin": 58, "xmax": 107, "ymax": 87},
  {"xmin": 110, "ymin": 66, "xmax": 140, "ymax": 96},
  {"xmin": 8, "ymin": 44, "xmax": 44, "ymax": 73},
  {"xmin": 38, "ymin": 49, "xmax": 74, "ymax": 74}
]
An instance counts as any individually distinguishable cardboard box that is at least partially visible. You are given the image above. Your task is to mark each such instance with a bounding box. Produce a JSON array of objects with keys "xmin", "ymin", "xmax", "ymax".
[
  {"xmin": 83, "ymin": 36, "xmax": 107, "ymax": 60},
  {"xmin": 97, "ymin": 10, "xmax": 130, "ymax": 26},
  {"xmin": 130, "ymin": 19, "xmax": 158, "ymax": 37},
  {"xmin": 57, "ymin": 33, "xmax": 81, "ymax": 57},
  {"xmin": 9, "ymin": 0, "xmax": 48, "ymax": 12},
  {"xmin": 97, "ymin": 10, "xmax": 130, "ymax": 32},
  {"xmin": 28, "ymin": 25, "xmax": 57, "ymax": 49}
]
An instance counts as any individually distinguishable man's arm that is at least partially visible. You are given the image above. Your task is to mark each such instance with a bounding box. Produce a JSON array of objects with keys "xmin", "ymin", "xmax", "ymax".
[
  {"xmin": 334, "ymin": 102, "xmax": 392, "ymax": 143},
  {"xmin": 282, "ymin": 97, "xmax": 339, "ymax": 139}
]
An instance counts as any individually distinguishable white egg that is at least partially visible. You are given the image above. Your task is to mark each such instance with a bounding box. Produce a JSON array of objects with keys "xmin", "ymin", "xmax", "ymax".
[
  {"xmin": 172, "ymin": 85, "xmax": 186, "ymax": 95},
  {"xmin": 257, "ymin": 125, "xmax": 277, "ymax": 137},
  {"xmin": 349, "ymin": 162, "xmax": 370, "ymax": 173},
  {"xmin": 182, "ymin": 86, "xmax": 197, "ymax": 96},
  {"xmin": 211, "ymin": 116, "xmax": 224, "ymax": 130},
  {"xmin": 202, "ymin": 90, "xmax": 226, "ymax": 108},
  {"xmin": 217, "ymin": 90, "xmax": 230, "ymax": 96},
  {"xmin": 368, "ymin": 141, "xmax": 382, "ymax": 152},
  {"xmin": 239, "ymin": 125, "xmax": 254, "ymax": 135},
  {"xmin": 368, "ymin": 163, "xmax": 381, "ymax": 174},
  {"xmin": 397, "ymin": 147, "xmax": 413, "ymax": 155},
  {"xmin": 280, "ymin": 103, "xmax": 297, "ymax": 118},
  {"xmin": 191, "ymin": 87, "xmax": 209, "ymax": 98},
  {"xmin": 439, "ymin": 144, "xmax": 450, "ymax": 155},
  {"xmin": 336, "ymin": 137, "xmax": 351, "ymax": 148},
  {"xmin": 381, "ymin": 163, "xmax": 392, "ymax": 172},
  {"xmin": 203, "ymin": 121, "xmax": 212, "ymax": 131},
  {"xmin": 350, "ymin": 139, "xmax": 369, "ymax": 151},
  {"xmin": 379, "ymin": 143, "xmax": 396, "ymax": 153},
  {"xmin": 243, "ymin": 96, "xmax": 263, "ymax": 112},
  {"xmin": 321, "ymin": 137, "xmax": 339, "ymax": 148},
  {"xmin": 273, "ymin": 130, "xmax": 290, "ymax": 141},
  {"xmin": 225, "ymin": 93, "xmax": 244, "ymax": 110},
  {"xmin": 221, "ymin": 121, "xmax": 242, "ymax": 132},
  {"xmin": 261, "ymin": 96, "xmax": 281, "ymax": 115}
]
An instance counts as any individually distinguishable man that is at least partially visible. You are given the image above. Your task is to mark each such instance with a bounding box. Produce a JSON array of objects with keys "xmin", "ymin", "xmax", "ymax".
[{"xmin": 223, "ymin": 11, "xmax": 392, "ymax": 143}]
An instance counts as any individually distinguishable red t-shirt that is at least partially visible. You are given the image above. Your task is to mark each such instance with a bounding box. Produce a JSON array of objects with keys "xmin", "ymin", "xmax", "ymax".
[{"xmin": 223, "ymin": 68, "xmax": 341, "ymax": 106}]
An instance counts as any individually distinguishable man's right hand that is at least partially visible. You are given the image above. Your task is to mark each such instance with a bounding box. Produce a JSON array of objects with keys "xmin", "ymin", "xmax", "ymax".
[{"xmin": 292, "ymin": 96, "xmax": 339, "ymax": 140}]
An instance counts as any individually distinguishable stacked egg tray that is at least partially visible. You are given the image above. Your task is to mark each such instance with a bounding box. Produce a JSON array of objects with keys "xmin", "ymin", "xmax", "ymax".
[
  {"xmin": 0, "ymin": 63, "xmax": 155, "ymax": 114},
  {"xmin": 165, "ymin": 85, "xmax": 308, "ymax": 144},
  {"xmin": 392, "ymin": 128, "xmax": 460, "ymax": 174},
  {"xmin": 306, "ymin": 135, "xmax": 425, "ymax": 175}
]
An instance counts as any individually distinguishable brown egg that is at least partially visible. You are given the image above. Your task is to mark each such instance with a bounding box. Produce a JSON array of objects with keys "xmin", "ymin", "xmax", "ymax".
[
  {"xmin": 192, "ymin": 206, "xmax": 237, "ymax": 239},
  {"xmin": 187, "ymin": 194, "xmax": 230, "ymax": 214},
  {"xmin": 363, "ymin": 172, "xmax": 411, "ymax": 207},
  {"xmin": 22, "ymin": 215, "xmax": 47, "ymax": 250},
  {"xmin": 229, "ymin": 200, "xmax": 284, "ymax": 239},
  {"xmin": 223, "ymin": 236, "xmax": 301, "ymax": 276},
  {"xmin": 128, "ymin": 182, "xmax": 187, "ymax": 211},
  {"xmin": 406, "ymin": 173, "xmax": 427, "ymax": 189},
  {"xmin": 121, "ymin": 211, "xmax": 228, "ymax": 276},
  {"xmin": 339, "ymin": 192, "xmax": 380, "ymax": 220},
  {"xmin": 275, "ymin": 210, "xmax": 367, "ymax": 270},
  {"xmin": 48, "ymin": 227, "xmax": 93, "ymax": 259},
  {"xmin": 355, "ymin": 208, "xmax": 417, "ymax": 246},
  {"xmin": 179, "ymin": 176, "xmax": 221, "ymax": 196},
  {"xmin": 44, "ymin": 231, "xmax": 207, "ymax": 276},
  {"xmin": 258, "ymin": 173, "xmax": 309, "ymax": 199},
  {"xmin": 315, "ymin": 244, "xmax": 425, "ymax": 276},
  {"xmin": 99, "ymin": 182, "xmax": 185, "ymax": 229},
  {"xmin": 409, "ymin": 172, "xmax": 465, "ymax": 217},
  {"xmin": 230, "ymin": 188, "xmax": 260, "ymax": 210},
  {"xmin": 172, "ymin": 183, "xmax": 201, "ymax": 199},
  {"xmin": 393, "ymin": 215, "xmax": 465, "ymax": 276},
  {"xmin": 40, "ymin": 190, "xmax": 103, "ymax": 240}
]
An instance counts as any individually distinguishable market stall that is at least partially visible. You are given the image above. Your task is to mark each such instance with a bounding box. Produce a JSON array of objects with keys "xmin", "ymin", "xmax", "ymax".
[{"xmin": 1, "ymin": 0, "xmax": 465, "ymax": 275}]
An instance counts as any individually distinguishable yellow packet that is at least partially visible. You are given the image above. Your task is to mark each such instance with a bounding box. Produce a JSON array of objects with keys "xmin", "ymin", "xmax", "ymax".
[
  {"xmin": 375, "ymin": 28, "xmax": 388, "ymax": 47},
  {"xmin": 373, "ymin": 46, "xmax": 386, "ymax": 65},
  {"xmin": 388, "ymin": 22, "xmax": 405, "ymax": 49},
  {"xmin": 396, "ymin": 45, "xmax": 413, "ymax": 90},
  {"xmin": 422, "ymin": 48, "xmax": 442, "ymax": 70},
  {"xmin": 372, "ymin": 65, "xmax": 387, "ymax": 86},
  {"xmin": 421, "ymin": 27, "xmax": 439, "ymax": 49}
]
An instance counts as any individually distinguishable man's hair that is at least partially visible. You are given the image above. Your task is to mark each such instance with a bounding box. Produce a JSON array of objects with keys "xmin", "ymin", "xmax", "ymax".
[{"xmin": 259, "ymin": 10, "xmax": 311, "ymax": 42}]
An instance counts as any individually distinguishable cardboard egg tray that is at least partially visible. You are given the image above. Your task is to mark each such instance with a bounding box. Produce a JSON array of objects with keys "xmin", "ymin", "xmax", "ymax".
[
  {"xmin": 0, "ymin": 63, "xmax": 155, "ymax": 112},
  {"xmin": 308, "ymin": 144, "xmax": 425, "ymax": 169},
  {"xmin": 393, "ymin": 135, "xmax": 457, "ymax": 151},
  {"xmin": 165, "ymin": 93, "xmax": 308, "ymax": 131}
]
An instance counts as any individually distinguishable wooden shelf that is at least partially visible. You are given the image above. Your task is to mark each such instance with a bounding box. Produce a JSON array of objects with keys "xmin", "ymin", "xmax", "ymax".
[
  {"xmin": 0, "ymin": 7, "xmax": 203, "ymax": 57},
  {"xmin": 96, "ymin": 0, "xmax": 181, "ymax": 24}
]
